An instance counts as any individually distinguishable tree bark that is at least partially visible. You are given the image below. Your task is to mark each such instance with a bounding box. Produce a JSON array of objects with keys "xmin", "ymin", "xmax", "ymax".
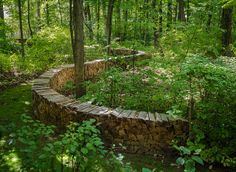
[
  {"xmin": 27, "ymin": 0, "xmax": 33, "ymax": 36},
  {"xmin": 152, "ymin": 0, "xmax": 158, "ymax": 48},
  {"xmin": 159, "ymin": 0, "xmax": 163, "ymax": 33},
  {"xmin": 84, "ymin": 4, "xmax": 93, "ymax": 40},
  {"xmin": 221, "ymin": 7, "xmax": 234, "ymax": 57},
  {"xmin": 106, "ymin": 0, "xmax": 115, "ymax": 54},
  {"xmin": 46, "ymin": 0, "xmax": 50, "ymax": 26},
  {"xmin": 115, "ymin": 0, "xmax": 121, "ymax": 38},
  {"xmin": 167, "ymin": 0, "xmax": 172, "ymax": 28},
  {"xmin": 186, "ymin": 0, "xmax": 190, "ymax": 21},
  {"xmin": 177, "ymin": 0, "xmax": 186, "ymax": 22},
  {"xmin": 0, "ymin": 0, "xmax": 5, "ymax": 43},
  {"xmin": 96, "ymin": 0, "xmax": 100, "ymax": 40},
  {"xmin": 73, "ymin": 0, "xmax": 86, "ymax": 98},
  {"xmin": 58, "ymin": 0, "xmax": 63, "ymax": 25},
  {"xmin": 69, "ymin": 0, "xmax": 74, "ymax": 46},
  {"xmin": 18, "ymin": 0, "xmax": 25, "ymax": 58},
  {"xmin": 37, "ymin": 0, "xmax": 41, "ymax": 29}
]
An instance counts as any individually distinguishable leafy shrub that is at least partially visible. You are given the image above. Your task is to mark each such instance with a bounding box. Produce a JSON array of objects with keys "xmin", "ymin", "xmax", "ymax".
[
  {"xmin": 80, "ymin": 67, "xmax": 173, "ymax": 113},
  {"xmin": 173, "ymin": 55, "xmax": 236, "ymax": 167},
  {"xmin": 23, "ymin": 26, "xmax": 72, "ymax": 72},
  {"xmin": 12, "ymin": 115, "xmax": 132, "ymax": 171}
]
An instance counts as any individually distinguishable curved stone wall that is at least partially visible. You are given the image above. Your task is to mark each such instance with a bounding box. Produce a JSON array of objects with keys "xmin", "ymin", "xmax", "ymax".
[{"xmin": 32, "ymin": 48, "xmax": 188, "ymax": 155}]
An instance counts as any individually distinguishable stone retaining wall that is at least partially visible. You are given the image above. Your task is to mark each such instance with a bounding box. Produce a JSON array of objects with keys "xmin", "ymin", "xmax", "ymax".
[{"xmin": 32, "ymin": 48, "xmax": 188, "ymax": 155}]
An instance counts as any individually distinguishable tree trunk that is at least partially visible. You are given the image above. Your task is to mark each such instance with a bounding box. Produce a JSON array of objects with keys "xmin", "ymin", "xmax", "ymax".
[
  {"xmin": 177, "ymin": 0, "xmax": 186, "ymax": 22},
  {"xmin": 69, "ymin": 0, "xmax": 74, "ymax": 46},
  {"xmin": 159, "ymin": 0, "xmax": 163, "ymax": 33},
  {"xmin": 27, "ymin": 0, "xmax": 33, "ymax": 36},
  {"xmin": 18, "ymin": 0, "xmax": 25, "ymax": 58},
  {"xmin": 0, "ymin": 0, "xmax": 5, "ymax": 44},
  {"xmin": 167, "ymin": 0, "xmax": 172, "ymax": 28},
  {"xmin": 46, "ymin": 0, "xmax": 50, "ymax": 26},
  {"xmin": 115, "ymin": 0, "xmax": 121, "ymax": 38},
  {"xmin": 73, "ymin": 0, "xmax": 86, "ymax": 98},
  {"xmin": 37, "ymin": 0, "xmax": 41, "ymax": 29},
  {"xmin": 58, "ymin": 0, "xmax": 63, "ymax": 25},
  {"xmin": 96, "ymin": 0, "xmax": 100, "ymax": 40},
  {"xmin": 152, "ymin": 0, "xmax": 158, "ymax": 48},
  {"xmin": 84, "ymin": 4, "xmax": 93, "ymax": 40},
  {"xmin": 123, "ymin": 2, "xmax": 128, "ymax": 40},
  {"xmin": 186, "ymin": 0, "xmax": 190, "ymax": 21},
  {"xmin": 221, "ymin": 7, "xmax": 234, "ymax": 57},
  {"xmin": 106, "ymin": 0, "xmax": 115, "ymax": 54}
]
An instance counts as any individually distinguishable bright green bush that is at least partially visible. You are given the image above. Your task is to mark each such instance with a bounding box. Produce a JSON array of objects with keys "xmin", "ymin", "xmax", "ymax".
[{"xmin": 23, "ymin": 26, "xmax": 72, "ymax": 72}]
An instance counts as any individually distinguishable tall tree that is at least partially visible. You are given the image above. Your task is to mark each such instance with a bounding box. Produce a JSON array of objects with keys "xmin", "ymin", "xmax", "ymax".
[
  {"xmin": 27, "ymin": 0, "xmax": 33, "ymax": 36},
  {"xmin": 73, "ymin": 0, "xmax": 86, "ymax": 97},
  {"xmin": 106, "ymin": 0, "xmax": 115, "ymax": 54},
  {"xmin": 221, "ymin": 7, "xmax": 234, "ymax": 56},
  {"xmin": 18, "ymin": 0, "xmax": 25, "ymax": 58},
  {"xmin": 0, "ymin": 0, "xmax": 5, "ymax": 46},
  {"xmin": 45, "ymin": 0, "xmax": 50, "ymax": 26},
  {"xmin": 167, "ymin": 0, "xmax": 172, "ymax": 28},
  {"xmin": 37, "ymin": 0, "xmax": 41, "ymax": 29},
  {"xmin": 159, "ymin": 0, "xmax": 163, "ymax": 33},
  {"xmin": 177, "ymin": 0, "xmax": 186, "ymax": 21}
]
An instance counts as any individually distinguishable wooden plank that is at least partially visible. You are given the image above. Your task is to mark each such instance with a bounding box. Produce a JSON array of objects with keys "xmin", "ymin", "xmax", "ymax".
[
  {"xmin": 128, "ymin": 110, "xmax": 138, "ymax": 118},
  {"xmin": 120, "ymin": 110, "xmax": 132, "ymax": 118},
  {"xmin": 138, "ymin": 111, "xmax": 148, "ymax": 120},
  {"xmin": 154, "ymin": 113, "xmax": 162, "ymax": 122},
  {"xmin": 159, "ymin": 113, "xmax": 168, "ymax": 122}
]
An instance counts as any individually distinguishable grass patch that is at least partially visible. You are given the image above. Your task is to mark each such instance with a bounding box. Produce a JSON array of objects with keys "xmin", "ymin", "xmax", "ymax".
[{"xmin": 0, "ymin": 83, "xmax": 32, "ymax": 135}]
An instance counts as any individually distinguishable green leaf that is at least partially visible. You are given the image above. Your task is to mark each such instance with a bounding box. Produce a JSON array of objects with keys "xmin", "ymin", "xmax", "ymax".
[
  {"xmin": 141, "ymin": 167, "xmax": 153, "ymax": 172},
  {"xmin": 184, "ymin": 159, "xmax": 195, "ymax": 172},
  {"xmin": 81, "ymin": 148, "xmax": 88, "ymax": 155},
  {"xmin": 180, "ymin": 146, "xmax": 191, "ymax": 155},
  {"xmin": 176, "ymin": 157, "xmax": 185, "ymax": 165},
  {"xmin": 192, "ymin": 156, "xmax": 204, "ymax": 165}
]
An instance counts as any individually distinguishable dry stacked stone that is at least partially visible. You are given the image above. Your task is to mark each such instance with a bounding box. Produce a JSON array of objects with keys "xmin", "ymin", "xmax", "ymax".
[{"xmin": 32, "ymin": 48, "xmax": 188, "ymax": 155}]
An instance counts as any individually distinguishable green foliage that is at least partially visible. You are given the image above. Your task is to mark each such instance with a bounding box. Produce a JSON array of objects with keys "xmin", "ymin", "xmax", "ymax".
[
  {"xmin": 11, "ymin": 115, "xmax": 133, "ymax": 171},
  {"xmin": 173, "ymin": 55, "xmax": 236, "ymax": 167},
  {"xmin": 22, "ymin": 26, "xmax": 72, "ymax": 72},
  {"xmin": 80, "ymin": 66, "xmax": 173, "ymax": 113},
  {"xmin": 15, "ymin": 114, "xmax": 56, "ymax": 171},
  {"xmin": 174, "ymin": 142, "xmax": 204, "ymax": 172}
]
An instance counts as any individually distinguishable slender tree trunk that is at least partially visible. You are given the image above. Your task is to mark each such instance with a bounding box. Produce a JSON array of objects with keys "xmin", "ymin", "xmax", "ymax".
[
  {"xmin": 106, "ymin": 0, "xmax": 115, "ymax": 54},
  {"xmin": 0, "ymin": 0, "xmax": 5, "ymax": 44},
  {"xmin": 159, "ymin": 0, "xmax": 163, "ymax": 33},
  {"xmin": 27, "ymin": 0, "xmax": 33, "ymax": 36},
  {"xmin": 96, "ymin": 0, "xmax": 100, "ymax": 40},
  {"xmin": 37, "ymin": 0, "xmax": 41, "ymax": 29},
  {"xmin": 58, "ymin": 0, "xmax": 63, "ymax": 25},
  {"xmin": 84, "ymin": 4, "xmax": 93, "ymax": 40},
  {"xmin": 177, "ymin": 0, "xmax": 186, "ymax": 22},
  {"xmin": 18, "ymin": 0, "xmax": 25, "ymax": 58},
  {"xmin": 221, "ymin": 7, "xmax": 234, "ymax": 57},
  {"xmin": 46, "ymin": 0, "xmax": 50, "ymax": 26},
  {"xmin": 174, "ymin": 1, "xmax": 177, "ymax": 22},
  {"xmin": 167, "ymin": 0, "xmax": 172, "ymax": 28},
  {"xmin": 115, "ymin": 0, "xmax": 121, "ymax": 38},
  {"xmin": 123, "ymin": 3, "xmax": 128, "ymax": 40},
  {"xmin": 186, "ymin": 0, "xmax": 190, "ymax": 21},
  {"xmin": 152, "ymin": 0, "xmax": 158, "ymax": 48},
  {"xmin": 73, "ymin": 0, "xmax": 86, "ymax": 98},
  {"xmin": 69, "ymin": 0, "xmax": 74, "ymax": 46}
]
